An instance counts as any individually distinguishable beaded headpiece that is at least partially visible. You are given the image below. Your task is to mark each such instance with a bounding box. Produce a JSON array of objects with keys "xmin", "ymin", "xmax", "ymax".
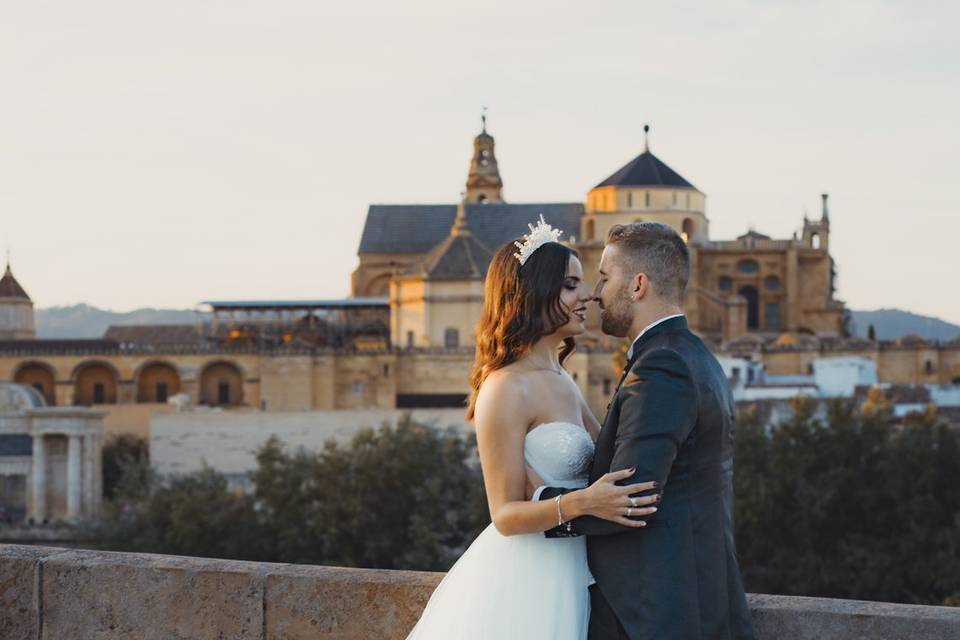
[{"xmin": 513, "ymin": 215, "xmax": 563, "ymax": 266}]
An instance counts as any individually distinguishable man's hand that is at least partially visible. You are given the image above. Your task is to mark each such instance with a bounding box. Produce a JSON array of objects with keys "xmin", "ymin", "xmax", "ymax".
[{"xmin": 525, "ymin": 465, "xmax": 544, "ymax": 500}]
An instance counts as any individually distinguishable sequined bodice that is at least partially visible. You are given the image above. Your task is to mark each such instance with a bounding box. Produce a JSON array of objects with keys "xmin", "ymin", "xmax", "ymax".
[{"xmin": 523, "ymin": 422, "xmax": 594, "ymax": 489}]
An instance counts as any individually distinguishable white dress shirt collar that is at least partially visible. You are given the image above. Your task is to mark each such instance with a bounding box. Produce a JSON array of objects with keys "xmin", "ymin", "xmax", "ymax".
[{"xmin": 626, "ymin": 313, "xmax": 685, "ymax": 360}]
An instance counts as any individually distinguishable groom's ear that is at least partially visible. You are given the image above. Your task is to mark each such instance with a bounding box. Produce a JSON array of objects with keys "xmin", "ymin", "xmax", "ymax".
[{"xmin": 631, "ymin": 272, "xmax": 650, "ymax": 302}]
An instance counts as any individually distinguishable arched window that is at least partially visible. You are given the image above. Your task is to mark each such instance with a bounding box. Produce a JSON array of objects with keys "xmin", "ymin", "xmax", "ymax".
[
  {"xmin": 73, "ymin": 362, "xmax": 118, "ymax": 406},
  {"xmin": 737, "ymin": 259, "xmax": 759, "ymax": 274},
  {"xmin": 685, "ymin": 193, "xmax": 690, "ymax": 208},
  {"xmin": 585, "ymin": 218, "xmax": 595, "ymax": 241},
  {"xmin": 925, "ymin": 360, "xmax": 934, "ymax": 375},
  {"xmin": 764, "ymin": 276, "xmax": 781, "ymax": 290},
  {"xmin": 811, "ymin": 233, "xmax": 821, "ymax": 249},
  {"xmin": 672, "ymin": 191, "xmax": 678, "ymax": 205},
  {"xmin": 14, "ymin": 362, "xmax": 56, "ymax": 406},
  {"xmin": 477, "ymin": 194, "xmax": 488, "ymax": 204},
  {"xmin": 136, "ymin": 362, "xmax": 181, "ymax": 403},
  {"xmin": 738, "ymin": 286, "xmax": 759, "ymax": 330},
  {"xmin": 444, "ymin": 328, "xmax": 460, "ymax": 349},
  {"xmin": 718, "ymin": 276, "xmax": 733, "ymax": 291},
  {"xmin": 682, "ymin": 218, "xmax": 694, "ymax": 242},
  {"xmin": 627, "ymin": 192, "xmax": 633, "ymax": 208},
  {"xmin": 645, "ymin": 191, "xmax": 650, "ymax": 207},
  {"xmin": 199, "ymin": 361, "xmax": 244, "ymax": 406}
]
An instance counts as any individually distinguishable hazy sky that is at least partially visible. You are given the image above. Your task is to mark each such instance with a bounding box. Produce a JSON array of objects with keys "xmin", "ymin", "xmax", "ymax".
[{"xmin": 2, "ymin": 1, "xmax": 958, "ymax": 322}]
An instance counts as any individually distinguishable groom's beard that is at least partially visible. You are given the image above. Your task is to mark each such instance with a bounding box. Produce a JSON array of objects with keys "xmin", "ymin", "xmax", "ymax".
[{"xmin": 600, "ymin": 284, "xmax": 633, "ymax": 337}]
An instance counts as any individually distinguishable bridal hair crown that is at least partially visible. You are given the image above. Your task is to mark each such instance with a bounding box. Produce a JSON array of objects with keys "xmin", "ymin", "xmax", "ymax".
[{"xmin": 513, "ymin": 215, "xmax": 564, "ymax": 266}]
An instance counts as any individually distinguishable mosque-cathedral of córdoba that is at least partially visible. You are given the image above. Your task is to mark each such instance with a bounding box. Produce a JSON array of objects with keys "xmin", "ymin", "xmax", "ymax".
[{"xmin": 1, "ymin": 123, "xmax": 958, "ymax": 427}]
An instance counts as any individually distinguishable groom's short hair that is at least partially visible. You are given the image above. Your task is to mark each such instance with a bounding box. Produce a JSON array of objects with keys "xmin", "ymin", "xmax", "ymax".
[{"xmin": 607, "ymin": 222, "xmax": 690, "ymax": 305}]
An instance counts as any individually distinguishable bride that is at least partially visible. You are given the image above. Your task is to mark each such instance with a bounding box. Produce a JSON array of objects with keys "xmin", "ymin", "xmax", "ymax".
[{"xmin": 407, "ymin": 219, "xmax": 659, "ymax": 639}]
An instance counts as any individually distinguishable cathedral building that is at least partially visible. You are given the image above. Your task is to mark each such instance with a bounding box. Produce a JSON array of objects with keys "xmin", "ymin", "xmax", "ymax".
[{"xmin": 353, "ymin": 122, "xmax": 847, "ymax": 349}]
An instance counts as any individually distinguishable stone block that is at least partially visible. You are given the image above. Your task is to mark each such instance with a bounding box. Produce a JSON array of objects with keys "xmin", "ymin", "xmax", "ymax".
[
  {"xmin": 0, "ymin": 544, "xmax": 68, "ymax": 640},
  {"xmin": 748, "ymin": 593, "xmax": 960, "ymax": 640},
  {"xmin": 265, "ymin": 564, "xmax": 443, "ymax": 640},
  {"xmin": 41, "ymin": 549, "xmax": 269, "ymax": 640}
]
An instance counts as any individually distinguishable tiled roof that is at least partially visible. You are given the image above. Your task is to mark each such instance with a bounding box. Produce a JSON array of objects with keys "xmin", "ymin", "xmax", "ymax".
[
  {"xmin": 595, "ymin": 150, "xmax": 696, "ymax": 190},
  {"xmin": 0, "ymin": 265, "xmax": 30, "ymax": 300},
  {"xmin": 0, "ymin": 339, "xmax": 118, "ymax": 354},
  {"xmin": 422, "ymin": 233, "xmax": 494, "ymax": 280},
  {"xmin": 103, "ymin": 325, "xmax": 200, "ymax": 346},
  {"xmin": 358, "ymin": 203, "xmax": 584, "ymax": 255}
]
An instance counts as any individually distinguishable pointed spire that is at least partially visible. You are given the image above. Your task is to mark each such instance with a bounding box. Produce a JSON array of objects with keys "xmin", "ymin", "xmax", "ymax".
[
  {"xmin": 0, "ymin": 254, "xmax": 30, "ymax": 301},
  {"xmin": 643, "ymin": 123, "xmax": 650, "ymax": 152},
  {"xmin": 451, "ymin": 193, "xmax": 471, "ymax": 237},
  {"xmin": 481, "ymin": 106, "xmax": 487, "ymax": 134},
  {"xmin": 821, "ymin": 193, "xmax": 830, "ymax": 221}
]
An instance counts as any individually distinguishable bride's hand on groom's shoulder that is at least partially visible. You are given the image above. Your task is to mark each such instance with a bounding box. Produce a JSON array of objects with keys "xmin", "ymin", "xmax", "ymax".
[{"xmin": 572, "ymin": 470, "xmax": 660, "ymax": 528}]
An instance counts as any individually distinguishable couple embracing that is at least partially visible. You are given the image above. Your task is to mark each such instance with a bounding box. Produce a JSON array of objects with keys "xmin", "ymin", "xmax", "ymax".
[{"xmin": 408, "ymin": 219, "xmax": 755, "ymax": 640}]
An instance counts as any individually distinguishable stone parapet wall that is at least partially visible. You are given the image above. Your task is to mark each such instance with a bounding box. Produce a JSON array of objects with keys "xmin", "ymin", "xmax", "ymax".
[{"xmin": 2, "ymin": 544, "xmax": 959, "ymax": 639}]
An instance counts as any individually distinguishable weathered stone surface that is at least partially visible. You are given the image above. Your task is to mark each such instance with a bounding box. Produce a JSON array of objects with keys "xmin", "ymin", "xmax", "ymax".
[
  {"xmin": 0, "ymin": 544, "xmax": 68, "ymax": 640},
  {"xmin": 3, "ymin": 545, "xmax": 960, "ymax": 640},
  {"xmin": 749, "ymin": 593, "xmax": 960, "ymax": 640},
  {"xmin": 40, "ymin": 548, "xmax": 269, "ymax": 640},
  {"xmin": 265, "ymin": 564, "xmax": 443, "ymax": 640}
]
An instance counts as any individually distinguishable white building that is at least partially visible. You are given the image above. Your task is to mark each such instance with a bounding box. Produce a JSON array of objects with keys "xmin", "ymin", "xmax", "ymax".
[
  {"xmin": 0, "ymin": 384, "xmax": 104, "ymax": 523},
  {"xmin": 718, "ymin": 355, "xmax": 878, "ymax": 401}
]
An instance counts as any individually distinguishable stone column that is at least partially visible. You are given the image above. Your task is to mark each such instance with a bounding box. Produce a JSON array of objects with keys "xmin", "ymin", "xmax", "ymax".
[
  {"xmin": 31, "ymin": 433, "xmax": 47, "ymax": 522},
  {"xmin": 83, "ymin": 434, "xmax": 95, "ymax": 517},
  {"xmin": 93, "ymin": 433, "xmax": 103, "ymax": 514},
  {"xmin": 67, "ymin": 434, "xmax": 83, "ymax": 520}
]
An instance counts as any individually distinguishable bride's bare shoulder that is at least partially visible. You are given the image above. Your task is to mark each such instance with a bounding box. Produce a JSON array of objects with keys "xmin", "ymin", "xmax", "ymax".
[{"xmin": 475, "ymin": 368, "xmax": 532, "ymax": 426}]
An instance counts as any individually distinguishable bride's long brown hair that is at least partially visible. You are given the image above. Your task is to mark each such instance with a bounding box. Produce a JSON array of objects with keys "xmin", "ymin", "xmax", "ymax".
[{"xmin": 466, "ymin": 240, "xmax": 578, "ymax": 420}]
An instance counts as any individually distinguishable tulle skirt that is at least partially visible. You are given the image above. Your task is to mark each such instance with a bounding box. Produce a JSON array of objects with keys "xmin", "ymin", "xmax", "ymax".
[{"xmin": 407, "ymin": 523, "xmax": 591, "ymax": 639}]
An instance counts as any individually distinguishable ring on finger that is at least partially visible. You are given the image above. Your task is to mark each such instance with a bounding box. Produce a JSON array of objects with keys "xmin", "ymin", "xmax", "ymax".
[
  {"xmin": 626, "ymin": 506, "xmax": 633, "ymax": 517},
  {"xmin": 629, "ymin": 496, "xmax": 638, "ymax": 508}
]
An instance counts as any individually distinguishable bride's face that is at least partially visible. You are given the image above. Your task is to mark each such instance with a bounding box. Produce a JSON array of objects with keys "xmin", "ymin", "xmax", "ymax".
[{"xmin": 555, "ymin": 255, "xmax": 593, "ymax": 338}]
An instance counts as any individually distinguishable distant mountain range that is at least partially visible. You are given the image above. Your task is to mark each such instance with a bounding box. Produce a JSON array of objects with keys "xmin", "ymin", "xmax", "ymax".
[
  {"xmin": 848, "ymin": 309, "xmax": 960, "ymax": 342},
  {"xmin": 33, "ymin": 304, "xmax": 960, "ymax": 342},
  {"xmin": 36, "ymin": 304, "xmax": 200, "ymax": 338}
]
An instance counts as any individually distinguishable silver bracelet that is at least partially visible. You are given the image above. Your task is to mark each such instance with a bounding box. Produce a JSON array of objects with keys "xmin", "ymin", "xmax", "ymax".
[{"xmin": 555, "ymin": 494, "xmax": 565, "ymax": 526}]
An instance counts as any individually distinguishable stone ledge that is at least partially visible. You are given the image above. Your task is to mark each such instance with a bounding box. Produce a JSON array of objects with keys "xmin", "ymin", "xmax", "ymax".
[{"xmin": 2, "ymin": 544, "xmax": 958, "ymax": 639}]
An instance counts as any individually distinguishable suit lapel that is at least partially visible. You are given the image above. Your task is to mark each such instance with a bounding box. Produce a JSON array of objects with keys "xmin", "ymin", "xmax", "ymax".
[{"xmin": 595, "ymin": 316, "xmax": 690, "ymax": 479}]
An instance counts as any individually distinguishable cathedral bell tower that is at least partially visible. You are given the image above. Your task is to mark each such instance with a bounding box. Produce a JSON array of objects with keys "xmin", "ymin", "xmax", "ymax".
[{"xmin": 464, "ymin": 111, "xmax": 504, "ymax": 204}]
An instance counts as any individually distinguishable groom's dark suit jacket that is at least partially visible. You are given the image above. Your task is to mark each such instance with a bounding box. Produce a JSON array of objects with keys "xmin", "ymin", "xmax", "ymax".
[{"xmin": 541, "ymin": 316, "xmax": 754, "ymax": 640}]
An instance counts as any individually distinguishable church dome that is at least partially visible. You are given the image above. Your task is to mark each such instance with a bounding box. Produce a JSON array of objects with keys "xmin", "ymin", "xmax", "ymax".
[{"xmin": 595, "ymin": 149, "xmax": 697, "ymax": 190}]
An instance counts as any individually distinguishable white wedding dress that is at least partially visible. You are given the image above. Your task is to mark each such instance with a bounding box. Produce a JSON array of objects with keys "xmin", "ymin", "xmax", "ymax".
[{"xmin": 407, "ymin": 422, "xmax": 595, "ymax": 640}]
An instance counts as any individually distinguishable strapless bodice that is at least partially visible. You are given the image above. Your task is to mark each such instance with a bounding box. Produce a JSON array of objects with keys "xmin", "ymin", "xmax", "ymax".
[{"xmin": 523, "ymin": 422, "xmax": 594, "ymax": 489}]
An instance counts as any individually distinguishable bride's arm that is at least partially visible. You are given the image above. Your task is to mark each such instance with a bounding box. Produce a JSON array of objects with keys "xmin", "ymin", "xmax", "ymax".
[{"xmin": 476, "ymin": 373, "xmax": 654, "ymax": 536}]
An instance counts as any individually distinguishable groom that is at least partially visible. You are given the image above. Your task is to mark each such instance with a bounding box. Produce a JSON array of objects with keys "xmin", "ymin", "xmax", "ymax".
[{"xmin": 536, "ymin": 222, "xmax": 755, "ymax": 640}]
